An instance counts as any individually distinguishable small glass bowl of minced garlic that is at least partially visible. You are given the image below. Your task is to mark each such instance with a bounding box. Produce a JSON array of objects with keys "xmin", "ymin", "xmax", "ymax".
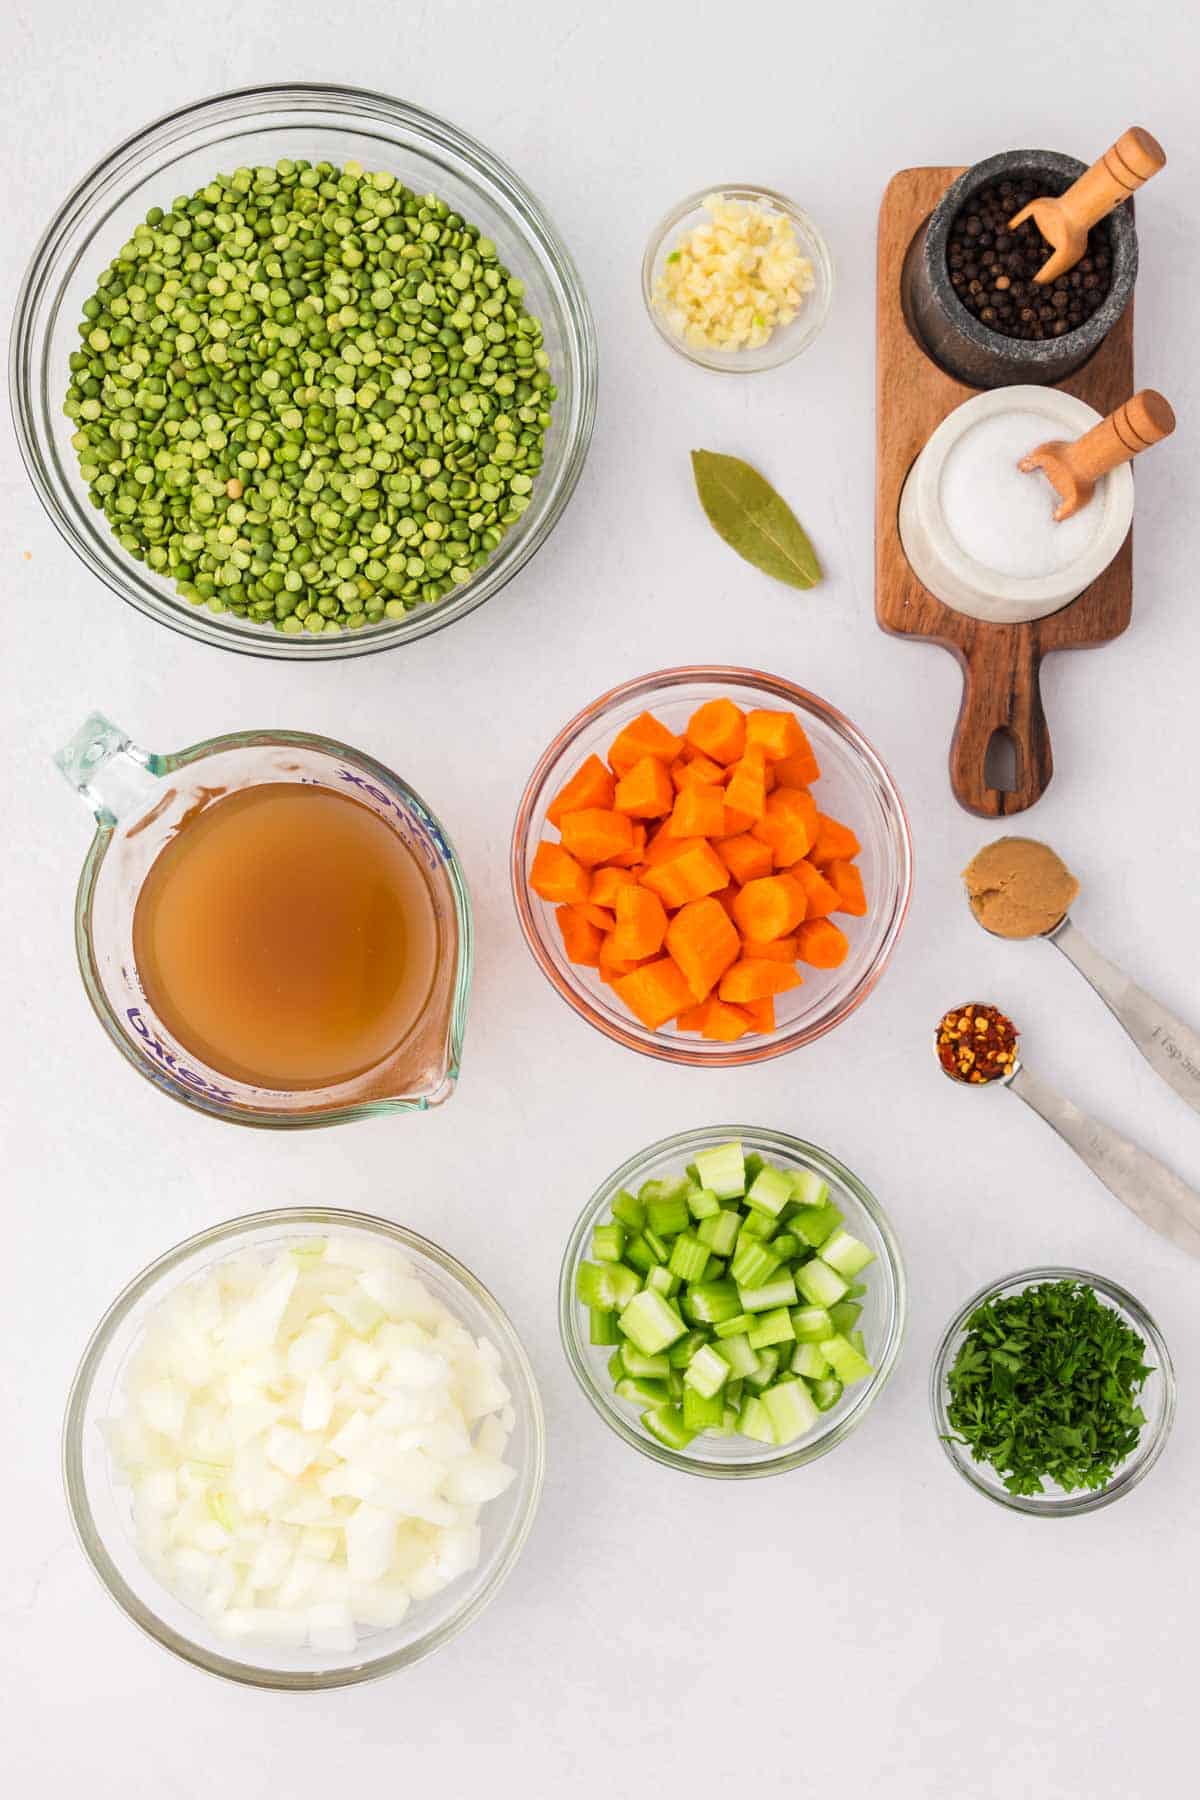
[{"xmin": 642, "ymin": 184, "xmax": 833, "ymax": 373}]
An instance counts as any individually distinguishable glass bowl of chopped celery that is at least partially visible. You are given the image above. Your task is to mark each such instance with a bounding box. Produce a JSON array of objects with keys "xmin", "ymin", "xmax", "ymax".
[
  {"xmin": 63, "ymin": 1208, "xmax": 545, "ymax": 1687},
  {"xmin": 12, "ymin": 83, "xmax": 596, "ymax": 659},
  {"xmin": 930, "ymin": 1268, "xmax": 1176, "ymax": 1517},
  {"xmin": 642, "ymin": 185, "xmax": 833, "ymax": 373},
  {"xmin": 560, "ymin": 1127, "xmax": 906, "ymax": 1478}
]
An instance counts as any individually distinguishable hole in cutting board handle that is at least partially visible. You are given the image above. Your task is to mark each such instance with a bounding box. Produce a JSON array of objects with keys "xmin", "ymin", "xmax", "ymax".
[{"xmin": 984, "ymin": 727, "xmax": 1018, "ymax": 793}]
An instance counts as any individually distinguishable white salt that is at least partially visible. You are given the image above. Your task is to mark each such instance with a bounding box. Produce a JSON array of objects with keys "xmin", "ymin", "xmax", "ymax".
[{"xmin": 939, "ymin": 409, "xmax": 1107, "ymax": 580}]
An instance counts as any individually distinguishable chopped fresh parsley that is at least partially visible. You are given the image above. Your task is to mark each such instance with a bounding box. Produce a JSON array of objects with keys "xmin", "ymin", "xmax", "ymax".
[{"xmin": 944, "ymin": 1279, "xmax": 1152, "ymax": 1496}]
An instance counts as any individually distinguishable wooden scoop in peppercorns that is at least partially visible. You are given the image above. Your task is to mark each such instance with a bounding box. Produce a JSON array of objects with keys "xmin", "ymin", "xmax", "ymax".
[
  {"xmin": 1019, "ymin": 389, "xmax": 1175, "ymax": 521},
  {"xmin": 1009, "ymin": 127, "xmax": 1166, "ymax": 284}
]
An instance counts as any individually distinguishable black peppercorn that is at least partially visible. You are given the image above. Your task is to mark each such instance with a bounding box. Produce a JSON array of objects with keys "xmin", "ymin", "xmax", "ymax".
[{"xmin": 946, "ymin": 178, "xmax": 1113, "ymax": 341}]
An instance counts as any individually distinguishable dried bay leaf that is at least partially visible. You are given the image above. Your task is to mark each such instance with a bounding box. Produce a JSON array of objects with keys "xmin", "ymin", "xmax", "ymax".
[{"xmin": 690, "ymin": 450, "xmax": 822, "ymax": 590}]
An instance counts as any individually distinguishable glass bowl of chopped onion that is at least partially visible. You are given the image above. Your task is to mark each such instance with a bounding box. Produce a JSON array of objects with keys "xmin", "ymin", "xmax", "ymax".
[
  {"xmin": 930, "ymin": 1267, "xmax": 1176, "ymax": 1517},
  {"xmin": 63, "ymin": 1208, "xmax": 545, "ymax": 1687},
  {"xmin": 642, "ymin": 185, "xmax": 833, "ymax": 373},
  {"xmin": 11, "ymin": 83, "xmax": 597, "ymax": 659}
]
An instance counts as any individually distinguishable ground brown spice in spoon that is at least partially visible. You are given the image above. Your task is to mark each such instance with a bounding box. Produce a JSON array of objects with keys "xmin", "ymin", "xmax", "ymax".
[{"xmin": 962, "ymin": 837, "xmax": 1079, "ymax": 940}]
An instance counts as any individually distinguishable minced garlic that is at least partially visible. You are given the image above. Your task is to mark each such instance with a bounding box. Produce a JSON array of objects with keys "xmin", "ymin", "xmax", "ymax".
[{"xmin": 655, "ymin": 193, "xmax": 815, "ymax": 352}]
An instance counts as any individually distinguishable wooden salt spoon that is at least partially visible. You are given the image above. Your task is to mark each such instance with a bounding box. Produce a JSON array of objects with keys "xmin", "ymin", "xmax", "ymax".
[
  {"xmin": 1019, "ymin": 388, "xmax": 1175, "ymax": 521},
  {"xmin": 1009, "ymin": 127, "xmax": 1166, "ymax": 284}
]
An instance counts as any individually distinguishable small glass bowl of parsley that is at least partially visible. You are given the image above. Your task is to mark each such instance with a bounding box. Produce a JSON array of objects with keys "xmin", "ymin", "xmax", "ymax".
[{"xmin": 930, "ymin": 1268, "xmax": 1175, "ymax": 1516}]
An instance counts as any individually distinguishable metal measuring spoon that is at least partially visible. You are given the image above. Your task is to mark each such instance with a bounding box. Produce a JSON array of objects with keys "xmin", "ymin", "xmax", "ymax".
[{"xmin": 935, "ymin": 1004, "xmax": 1200, "ymax": 1259}]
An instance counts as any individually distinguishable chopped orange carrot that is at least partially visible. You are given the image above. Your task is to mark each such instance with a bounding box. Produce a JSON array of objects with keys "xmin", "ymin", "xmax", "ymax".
[
  {"xmin": 808, "ymin": 813, "xmax": 861, "ymax": 867},
  {"xmin": 827, "ymin": 858, "xmax": 868, "ymax": 917},
  {"xmin": 795, "ymin": 917, "xmax": 850, "ymax": 968},
  {"xmin": 590, "ymin": 866, "xmax": 637, "ymax": 908},
  {"xmin": 745, "ymin": 708, "xmax": 807, "ymax": 763},
  {"xmin": 716, "ymin": 833, "xmax": 774, "ymax": 885},
  {"xmin": 610, "ymin": 884, "xmax": 668, "ymax": 961},
  {"xmin": 641, "ymin": 841, "xmax": 729, "ymax": 909},
  {"xmin": 686, "ymin": 697, "xmax": 746, "ymax": 765},
  {"xmin": 724, "ymin": 750, "xmax": 769, "ymax": 822},
  {"xmin": 555, "ymin": 905, "xmax": 603, "ymax": 966},
  {"xmin": 546, "ymin": 753, "xmax": 615, "ymax": 826},
  {"xmin": 700, "ymin": 999, "xmax": 754, "ymax": 1042},
  {"xmin": 719, "ymin": 959, "xmax": 804, "ymax": 1003},
  {"xmin": 731, "ymin": 873, "xmax": 806, "ymax": 942},
  {"xmin": 530, "ymin": 840, "xmax": 590, "ymax": 904},
  {"xmin": 602, "ymin": 823, "xmax": 647, "ymax": 869},
  {"xmin": 773, "ymin": 740, "xmax": 821, "ymax": 788},
  {"xmin": 713, "ymin": 885, "xmax": 739, "ymax": 922},
  {"xmin": 718, "ymin": 804, "xmax": 757, "ymax": 837},
  {"xmin": 608, "ymin": 711, "xmax": 685, "ymax": 776},
  {"xmin": 793, "ymin": 857, "xmax": 841, "ymax": 919},
  {"xmin": 669, "ymin": 783, "xmax": 726, "ymax": 838},
  {"xmin": 671, "ymin": 750, "xmax": 725, "ymax": 793},
  {"xmin": 614, "ymin": 755, "xmax": 674, "ymax": 819},
  {"xmin": 560, "ymin": 808, "xmax": 635, "ymax": 867},
  {"xmin": 676, "ymin": 1000, "xmax": 711, "ymax": 1032},
  {"xmin": 738, "ymin": 996, "xmax": 777, "ymax": 1033},
  {"xmin": 598, "ymin": 932, "xmax": 649, "ymax": 985},
  {"xmin": 573, "ymin": 902, "xmax": 615, "ymax": 930},
  {"xmin": 644, "ymin": 826, "xmax": 705, "ymax": 868},
  {"xmin": 613, "ymin": 957, "xmax": 694, "ymax": 1029},
  {"xmin": 665, "ymin": 896, "xmax": 741, "ymax": 1001},
  {"xmin": 752, "ymin": 787, "xmax": 819, "ymax": 866},
  {"xmin": 739, "ymin": 935, "xmax": 798, "ymax": 963}
]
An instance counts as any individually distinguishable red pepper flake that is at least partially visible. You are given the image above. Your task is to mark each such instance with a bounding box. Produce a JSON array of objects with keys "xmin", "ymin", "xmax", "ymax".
[{"xmin": 936, "ymin": 1001, "xmax": 1019, "ymax": 1084}]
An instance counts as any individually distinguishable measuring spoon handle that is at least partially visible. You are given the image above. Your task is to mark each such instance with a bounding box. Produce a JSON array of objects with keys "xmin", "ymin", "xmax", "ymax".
[
  {"xmin": 1051, "ymin": 918, "xmax": 1200, "ymax": 1117},
  {"xmin": 1009, "ymin": 1062, "xmax": 1200, "ymax": 1259}
]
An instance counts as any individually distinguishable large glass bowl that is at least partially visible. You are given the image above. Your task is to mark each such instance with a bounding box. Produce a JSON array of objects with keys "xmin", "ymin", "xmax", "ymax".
[
  {"xmin": 930, "ymin": 1267, "xmax": 1175, "ymax": 1516},
  {"xmin": 560, "ymin": 1125, "xmax": 907, "ymax": 1478},
  {"xmin": 511, "ymin": 667, "xmax": 912, "ymax": 1065},
  {"xmin": 11, "ymin": 83, "xmax": 597, "ymax": 660},
  {"xmin": 63, "ymin": 1208, "xmax": 545, "ymax": 1688}
]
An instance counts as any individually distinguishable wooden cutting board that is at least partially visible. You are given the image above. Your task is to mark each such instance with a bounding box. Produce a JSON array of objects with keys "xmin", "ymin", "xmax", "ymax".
[{"xmin": 875, "ymin": 165, "xmax": 1134, "ymax": 817}]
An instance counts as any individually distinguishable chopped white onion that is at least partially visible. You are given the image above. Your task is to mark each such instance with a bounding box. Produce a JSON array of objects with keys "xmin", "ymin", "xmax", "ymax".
[{"xmin": 103, "ymin": 1239, "xmax": 517, "ymax": 1654}]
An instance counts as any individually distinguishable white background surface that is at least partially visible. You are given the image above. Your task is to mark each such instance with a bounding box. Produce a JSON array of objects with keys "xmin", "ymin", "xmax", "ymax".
[{"xmin": 3, "ymin": 2, "xmax": 1199, "ymax": 1793}]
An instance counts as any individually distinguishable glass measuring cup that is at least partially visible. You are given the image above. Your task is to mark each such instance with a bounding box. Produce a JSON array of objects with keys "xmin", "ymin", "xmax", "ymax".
[{"xmin": 55, "ymin": 714, "xmax": 472, "ymax": 1127}]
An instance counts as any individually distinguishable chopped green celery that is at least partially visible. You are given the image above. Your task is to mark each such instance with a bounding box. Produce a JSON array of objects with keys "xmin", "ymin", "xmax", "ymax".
[
  {"xmin": 769, "ymin": 1231, "xmax": 801, "ymax": 1262},
  {"xmin": 684, "ymin": 1343, "xmax": 731, "ymax": 1398},
  {"xmin": 738, "ymin": 1395, "xmax": 775, "ymax": 1443},
  {"xmin": 697, "ymin": 1209, "xmax": 740, "ymax": 1257},
  {"xmin": 790, "ymin": 1304, "xmax": 834, "ymax": 1342},
  {"xmin": 668, "ymin": 1231, "xmax": 711, "ymax": 1283},
  {"xmin": 713, "ymin": 1405, "xmax": 739, "ymax": 1436},
  {"xmin": 714, "ymin": 1332, "xmax": 759, "ymax": 1379},
  {"xmin": 747, "ymin": 1307, "xmax": 796, "ymax": 1350},
  {"xmin": 687, "ymin": 1185, "xmax": 722, "ymax": 1221},
  {"xmin": 616, "ymin": 1375, "xmax": 670, "ymax": 1405},
  {"xmin": 591, "ymin": 1222, "xmax": 626, "ymax": 1263},
  {"xmin": 794, "ymin": 1258, "xmax": 848, "ymax": 1309},
  {"xmin": 730, "ymin": 1239, "xmax": 781, "ymax": 1288},
  {"xmin": 686, "ymin": 1278, "xmax": 742, "ymax": 1325},
  {"xmin": 607, "ymin": 1349, "xmax": 626, "ymax": 1382},
  {"xmin": 811, "ymin": 1375, "xmax": 844, "ymax": 1412},
  {"xmin": 828, "ymin": 1299, "xmax": 862, "ymax": 1334},
  {"xmin": 682, "ymin": 1385, "xmax": 726, "ymax": 1432},
  {"xmin": 693, "ymin": 1140, "xmax": 746, "ymax": 1199},
  {"xmin": 668, "ymin": 1328, "xmax": 709, "ymax": 1368},
  {"xmin": 685, "ymin": 1161, "xmax": 702, "ymax": 1185},
  {"xmin": 737, "ymin": 1208, "xmax": 778, "ymax": 1243},
  {"xmin": 746, "ymin": 1164, "xmax": 793, "ymax": 1217},
  {"xmin": 743, "ymin": 1152, "xmax": 765, "ymax": 1184},
  {"xmin": 847, "ymin": 1280, "xmax": 868, "ymax": 1298},
  {"xmin": 791, "ymin": 1342, "xmax": 830, "ymax": 1380},
  {"xmin": 621, "ymin": 1345, "xmax": 670, "ymax": 1379},
  {"xmin": 763, "ymin": 1377, "xmax": 819, "ymax": 1445},
  {"xmin": 645, "ymin": 1265, "xmax": 681, "ymax": 1298},
  {"xmin": 819, "ymin": 1227, "xmax": 876, "ymax": 1279},
  {"xmin": 646, "ymin": 1196, "xmax": 691, "ymax": 1238},
  {"xmin": 849, "ymin": 1329, "xmax": 868, "ymax": 1357},
  {"xmin": 819, "ymin": 1333, "xmax": 875, "ymax": 1384},
  {"xmin": 590, "ymin": 1307, "xmax": 621, "ymax": 1346},
  {"xmin": 791, "ymin": 1199, "xmax": 843, "ymax": 1247},
  {"xmin": 744, "ymin": 1347, "xmax": 780, "ymax": 1390},
  {"xmin": 737, "ymin": 1274, "xmax": 798, "ymax": 1313},
  {"xmin": 714, "ymin": 1311, "xmax": 755, "ymax": 1339},
  {"xmin": 624, "ymin": 1235, "xmax": 657, "ymax": 1275},
  {"xmin": 643, "ymin": 1229, "xmax": 670, "ymax": 1264},
  {"xmin": 577, "ymin": 1260, "xmax": 641, "ymax": 1312},
  {"xmin": 705, "ymin": 1257, "xmax": 728, "ymax": 1280},
  {"xmin": 667, "ymin": 1368, "xmax": 684, "ymax": 1401},
  {"xmin": 611, "ymin": 1188, "xmax": 646, "ymax": 1233},
  {"xmin": 617, "ymin": 1288, "xmax": 686, "ymax": 1356},
  {"xmin": 641, "ymin": 1403, "xmax": 696, "ymax": 1450},
  {"xmin": 725, "ymin": 1378, "xmax": 744, "ymax": 1409},
  {"xmin": 788, "ymin": 1169, "xmax": 831, "ymax": 1209},
  {"xmin": 639, "ymin": 1174, "xmax": 690, "ymax": 1207}
]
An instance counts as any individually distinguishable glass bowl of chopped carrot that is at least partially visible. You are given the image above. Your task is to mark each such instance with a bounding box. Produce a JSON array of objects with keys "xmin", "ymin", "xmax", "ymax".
[{"xmin": 510, "ymin": 667, "xmax": 912, "ymax": 1064}]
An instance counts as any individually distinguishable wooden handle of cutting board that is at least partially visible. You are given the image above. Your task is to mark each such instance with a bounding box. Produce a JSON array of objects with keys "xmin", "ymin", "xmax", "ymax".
[
  {"xmin": 948, "ymin": 633, "xmax": 1053, "ymax": 817},
  {"xmin": 1060, "ymin": 128, "xmax": 1166, "ymax": 234}
]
